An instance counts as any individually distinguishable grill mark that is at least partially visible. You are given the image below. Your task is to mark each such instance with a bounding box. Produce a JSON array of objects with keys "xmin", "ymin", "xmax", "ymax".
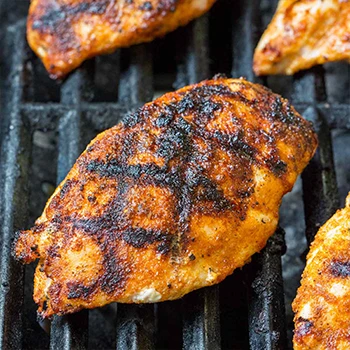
[
  {"xmin": 266, "ymin": 159, "xmax": 287, "ymax": 176},
  {"xmin": 185, "ymin": 168, "xmax": 235, "ymax": 211},
  {"xmin": 123, "ymin": 84, "xmax": 236, "ymax": 130},
  {"xmin": 67, "ymin": 282, "xmax": 95, "ymax": 300},
  {"xmin": 73, "ymin": 209, "xmax": 175, "ymax": 254},
  {"xmin": 86, "ymin": 160, "xmax": 174, "ymax": 185},
  {"xmin": 85, "ymin": 158, "xmax": 235, "ymax": 209},
  {"xmin": 100, "ymin": 243, "xmax": 129, "ymax": 294},
  {"xmin": 330, "ymin": 261, "xmax": 350, "ymax": 277},
  {"xmin": 211, "ymin": 130, "xmax": 257, "ymax": 161},
  {"xmin": 296, "ymin": 317, "xmax": 313, "ymax": 336},
  {"xmin": 193, "ymin": 128, "xmax": 287, "ymax": 176},
  {"xmin": 259, "ymin": 93, "xmax": 305, "ymax": 129},
  {"xmin": 121, "ymin": 227, "xmax": 173, "ymax": 248},
  {"xmin": 156, "ymin": 119, "xmax": 192, "ymax": 161}
]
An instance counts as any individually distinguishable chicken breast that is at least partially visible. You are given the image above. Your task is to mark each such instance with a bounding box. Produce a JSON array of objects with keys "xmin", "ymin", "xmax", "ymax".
[
  {"xmin": 253, "ymin": 0, "xmax": 350, "ymax": 75},
  {"xmin": 293, "ymin": 194, "xmax": 350, "ymax": 349},
  {"xmin": 27, "ymin": 0, "xmax": 216, "ymax": 79},
  {"xmin": 13, "ymin": 77, "xmax": 317, "ymax": 318}
]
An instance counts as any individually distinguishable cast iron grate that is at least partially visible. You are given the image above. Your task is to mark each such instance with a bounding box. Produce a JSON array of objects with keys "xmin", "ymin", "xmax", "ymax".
[{"xmin": 0, "ymin": 0, "xmax": 349, "ymax": 349}]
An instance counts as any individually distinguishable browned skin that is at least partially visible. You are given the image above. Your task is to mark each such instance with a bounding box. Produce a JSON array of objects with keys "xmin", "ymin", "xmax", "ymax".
[
  {"xmin": 293, "ymin": 194, "xmax": 350, "ymax": 350},
  {"xmin": 253, "ymin": 0, "xmax": 350, "ymax": 75},
  {"xmin": 13, "ymin": 77, "xmax": 317, "ymax": 318},
  {"xmin": 27, "ymin": 0, "xmax": 216, "ymax": 79}
]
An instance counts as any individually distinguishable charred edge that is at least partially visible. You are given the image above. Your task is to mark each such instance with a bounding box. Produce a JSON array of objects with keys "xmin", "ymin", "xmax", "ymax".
[
  {"xmin": 125, "ymin": 84, "xmax": 233, "ymax": 130},
  {"xmin": 60, "ymin": 179, "xmax": 76, "ymax": 199},
  {"xmin": 32, "ymin": 1, "xmax": 109, "ymax": 31},
  {"xmin": 11, "ymin": 231, "xmax": 24, "ymax": 258},
  {"xmin": 269, "ymin": 97, "xmax": 303, "ymax": 127},
  {"xmin": 330, "ymin": 261, "xmax": 350, "ymax": 277},
  {"xmin": 123, "ymin": 110, "xmax": 143, "ymax": 128},
  {"xmin": 295, "ymin": 317, "xmax": 313, "ymax": 337}
]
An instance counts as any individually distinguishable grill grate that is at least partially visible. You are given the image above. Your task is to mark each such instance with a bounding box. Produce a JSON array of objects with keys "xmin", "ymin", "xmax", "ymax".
[{"xmin": 0, "ymin": 0, "xmax": 349, "ymax": 349}]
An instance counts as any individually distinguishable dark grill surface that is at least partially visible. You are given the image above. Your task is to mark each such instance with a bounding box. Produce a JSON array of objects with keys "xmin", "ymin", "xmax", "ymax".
[{"xmin": 0, "ymin": 0, "xmax": 349, "ymax": 349}]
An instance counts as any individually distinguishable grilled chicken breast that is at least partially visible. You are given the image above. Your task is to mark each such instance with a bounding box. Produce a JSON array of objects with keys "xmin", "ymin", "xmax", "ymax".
[
  {"xmin": 14, "ymin": 77, "xmax": 317, "ymax": 318},
  {"xmin": 253, "ymin": 0, "xmax": 350, "ymax": 75},
  {"xmin": 27, "ymin": 0, "xmax": 216, "ymax": 79},
  {"xmin": 293, "ymin": 194, "xmax": 350, "ymax": 349}
]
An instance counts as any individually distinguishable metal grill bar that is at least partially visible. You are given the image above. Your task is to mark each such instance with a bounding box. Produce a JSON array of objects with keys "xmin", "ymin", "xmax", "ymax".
[
  {"xmin": 118, "ymin": 45, "xmax": 153, "ymax": 106},
  {"xmin": 246, "ymin": 228, "xmax": 287, "ymax": 349},
  {"xmin": 296, "ymin": 72, "xmax": 340, "ymax": 244},
  {"xmin": 174, "ymin": 15, "xmax": 210, "ymax": 89},
  {"xmin": 21, "ymin": 103, "xmax": 350, "ymax": 131},
  {"xmin": 49, "ymin": 68, "xmax": 91, "ymax": 350},
  {"xmin": 182, "ymin": 287, "xmax": 221, "ymax": 350},
  {"xmin": 0, "ymin": 22, "xmax": 29, "ymax": 350},
  {"xmin": 115, "ymin": 43, "xmax": 155, "ymax": 349},
  {"xmin": 231, "ymin": 1, "xmax": 288, "ymax": 348},
  {"xmin": 231, "ymin": 0, "xmax": 260, "ymax": 81},
  {"xmin": 178, "ymin": 17, "xmax": 221, "ymax": 350},
  {"xmin": 116, "ymin": 304, "xmax": 155, "ymax": 350}
]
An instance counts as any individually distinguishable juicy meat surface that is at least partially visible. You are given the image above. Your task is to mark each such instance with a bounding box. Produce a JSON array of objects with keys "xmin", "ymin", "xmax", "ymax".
[
  {"xmin": 253, "ymin": 0, "xmax": 350, "ymax": 75},
  {"xmin": 293, "ymin": 194, "xmax": 350, "ymax": 350},
  {"xmin": 14, "ymin": 77, "xmax": 317, "ymax": 318},
  {"xmin": 27, "ymin": 0, "xmax": 216, "ymax": 79}
]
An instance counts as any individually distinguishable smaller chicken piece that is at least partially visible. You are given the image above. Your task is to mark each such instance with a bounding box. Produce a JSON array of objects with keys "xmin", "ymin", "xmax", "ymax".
[
  {"xmin": 293, "ymin": 193, "xmax": 350, "ymax": 349},
  {"xmin": 27, "ymin": 0, "xmax": 216, "ymax": 79},
  {"xmin": 253, "ymin": 0, "xmax": 350, "ymax": 75}
]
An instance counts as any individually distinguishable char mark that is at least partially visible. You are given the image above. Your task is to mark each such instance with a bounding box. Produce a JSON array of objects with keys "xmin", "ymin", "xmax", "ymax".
[
  {"xmin": 185, "ymin": 169, "xmax": 234, "ymax": 211},
  {"xmin": 121, "ymin": 227, "xmax": 173, "ymax": 249},
  {"xmin": 296, "ymin": 317, "xmax": 313, "ymax": 336},
  {"xmin": 67, "ymin": 282, "xmax": 94, "ymax": 300},
  {"xmin": 86, "ymin": 160, "xmax": 183, "ymax": 188},
  {"xmin": 86, "ymin": 158, "xmax": 235, "ymax": 212},
  {"xmin": 212, "ymin": 130, "xmax": 257, "ymax": 161},
  {"xmin": 267, "ymin": 97, "xmax": 302, "ymax": 127},
  {"xmin": 86, "ymin": 160, "xmax": 166, "ymax": 180},
  {"xmin": 32, "ymin": 1, "xmax": 109, "ymax": 31},
  {"xmin": 156, "ymin": 121, "xmax": 192, "ymax": 161},
  {"xmin": 266, "ymin": 158, "xmax": 287, "ymax": 176},
  {"xmin": 330, "ymin": 261, "xmax": 350, "ymax": 277},
  {"xmin": 174, "ymin": 84, "xmax": 236, "ymax": 126},
  {"xmin": 139, "ymin": 1, "xmax": 153, "ymax": 11},
  {"xmin": 74, "ymin": 214, "xmax": 174, "ymax": 254},
  {"xmin": 123, "ymin": 109, "xmax": 145, "ymax": 128},
  {"xmin": 100, "ymin": 245, "xmax": 128, "ymax": 294},
  {"xmin": 60, "ymin": 179, "xmax": 76, "ymax": 198}
]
